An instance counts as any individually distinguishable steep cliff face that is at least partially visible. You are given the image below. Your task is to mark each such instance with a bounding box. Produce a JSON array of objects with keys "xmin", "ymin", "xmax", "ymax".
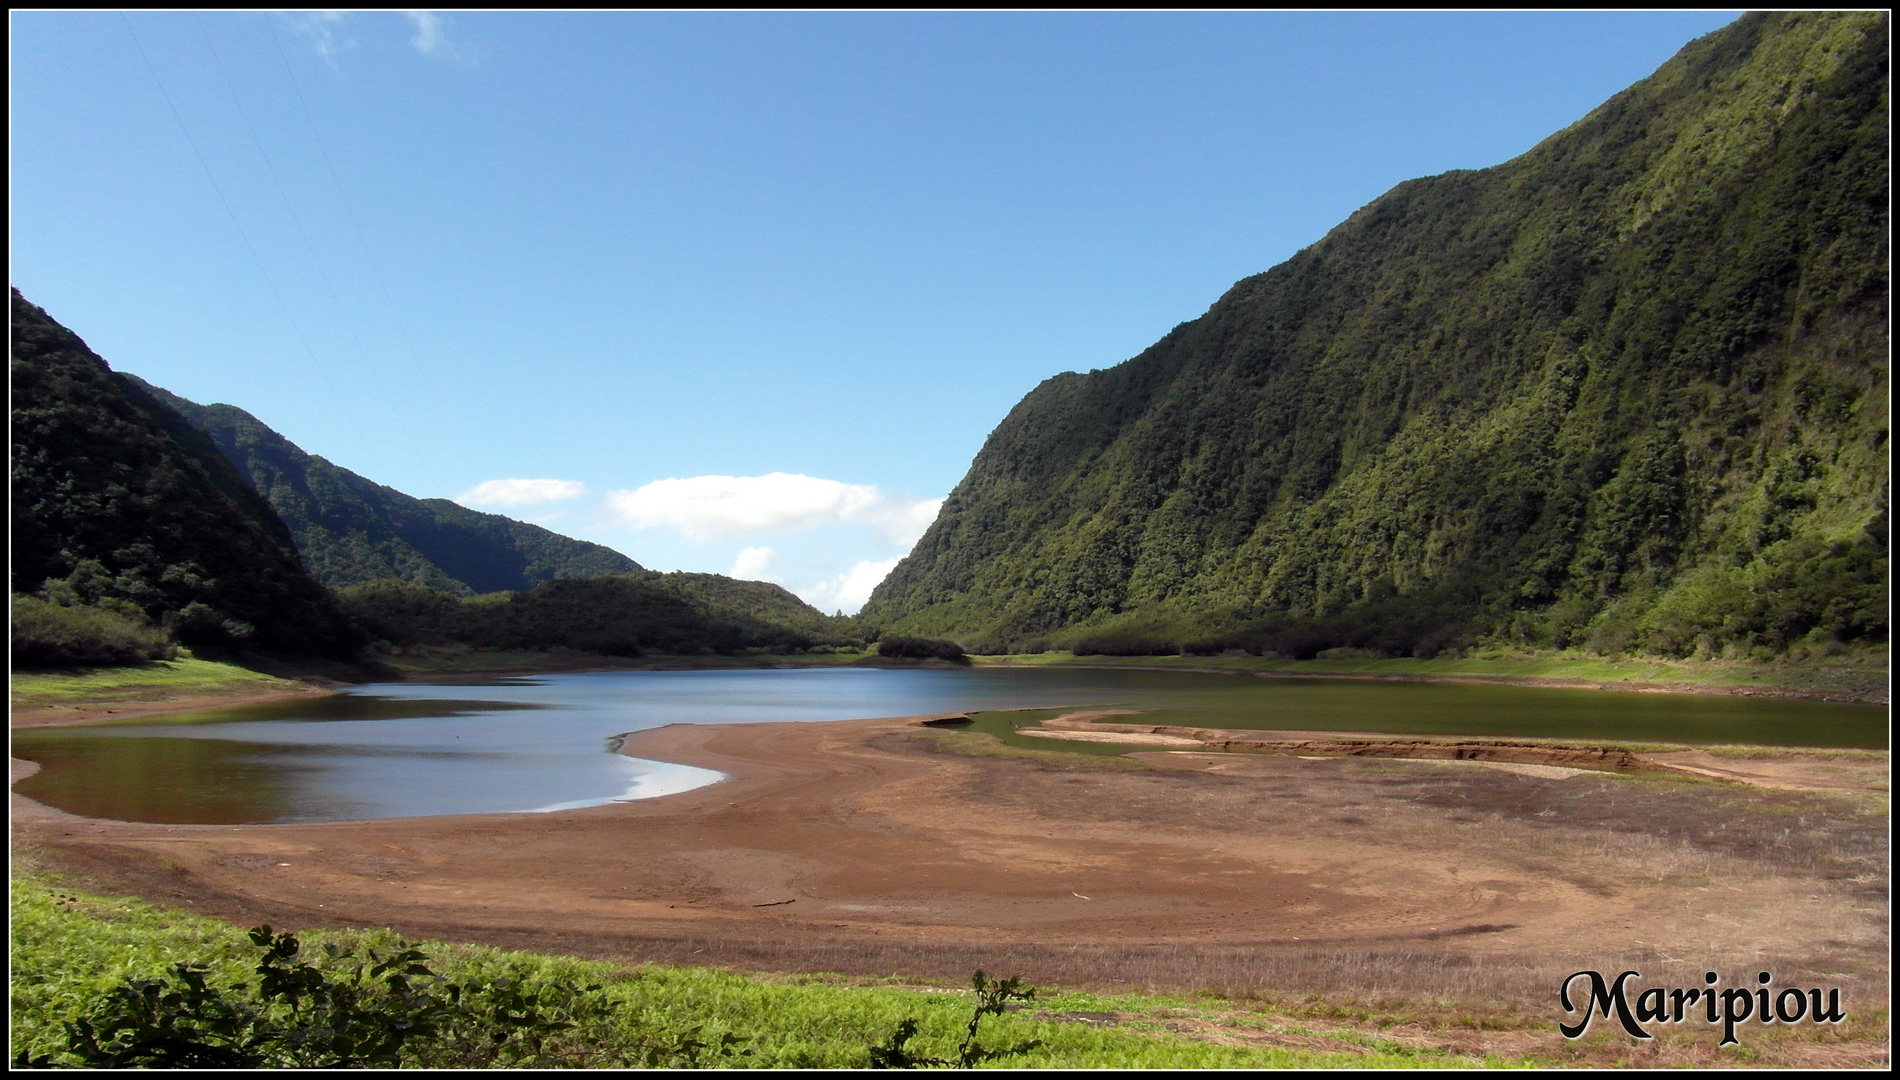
[
  {"xmin": 10, "ymin": 290, "xmax": 359, "ymax": 655},
  {"xmin": 128, "ymin": 377, "xmax": 643, "ymax": 596},
  {"xmin": 865, "ymin": 12, "xmax": 1887, "ymax": 658}
]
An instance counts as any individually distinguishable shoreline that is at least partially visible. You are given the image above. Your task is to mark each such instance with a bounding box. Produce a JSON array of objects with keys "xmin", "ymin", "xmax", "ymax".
[
  {"xmin": 384, "ymin": 649, "xmax": 1888, "ymax": 705},
  {"xmin": 9, "ymin": 684, "xmax": 343, "ymax": 731},
  {"xmin": 969, "ymin": 658, "xmax": 1889, "ymax": 705},
  {"xmin": 11, "ymin": 647, "xmax": 1884, "ymax": 734}
]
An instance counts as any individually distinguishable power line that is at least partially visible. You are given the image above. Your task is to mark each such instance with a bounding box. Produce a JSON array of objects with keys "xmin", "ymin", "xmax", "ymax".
[
  {"xmin": 121, "ymin": 12, "xmax": 389, "ymax": 483},
  {"xmin": 264, "ymin": 12, "xmax": 476, "ymax": 482},
  {"xmin": 195, "ymin": 12, "xmax": 427, "ymax": 475}
]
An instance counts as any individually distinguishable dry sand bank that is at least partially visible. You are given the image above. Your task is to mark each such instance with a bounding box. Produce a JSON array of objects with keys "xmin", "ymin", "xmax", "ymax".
[{"xmin": 14, "ymin": 714, "xmax": 1884, "ymax": 989}]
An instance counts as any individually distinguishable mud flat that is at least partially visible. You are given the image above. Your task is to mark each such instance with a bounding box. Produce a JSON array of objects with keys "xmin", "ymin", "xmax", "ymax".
[
  {"xmin": 1019, "ymin": 711, "xmax": 1767, "ymax": 776},
  {"xmin": 13, "ymin": 710, "xmax": 1888, "ymax": 1066}
]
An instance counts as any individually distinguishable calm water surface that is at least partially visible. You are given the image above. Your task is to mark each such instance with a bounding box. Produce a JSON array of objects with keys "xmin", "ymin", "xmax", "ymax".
[{"xmin": 12, "ymin": 667, "xmax": 1885, "ymax": 825}]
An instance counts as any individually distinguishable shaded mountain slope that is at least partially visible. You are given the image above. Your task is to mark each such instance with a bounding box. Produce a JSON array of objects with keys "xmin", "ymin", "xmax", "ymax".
[
  {"xmin": 865, "ymin": 12, "xmax": 1887, "ymax": 658},
  {"xmin": 10, "ymin": 290, "xmax": 358, "ymax": 656},
  {"xmin": 125, "ymin": 378, "xmax": 642, "ymax": 596},
  {"xmin": 338, "ymin": 572, "xmax": 853, "ymax": 655}
]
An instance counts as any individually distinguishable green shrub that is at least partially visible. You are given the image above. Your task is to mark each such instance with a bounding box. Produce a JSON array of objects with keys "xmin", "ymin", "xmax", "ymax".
[
  {"xmin": 11, "ymin": 874, "xmax": 1480, "ymax": 1068},
  {"xmin": 1072, "ymin": 635, "xmax": 1179, "ymax": 657},
  {"xmin": 10, "ymin": 595, "xmax": 177, "ymax": 669},
  {"xmin": 16, "ymin": 925, "xmax": 741, "ymax": 1070},
  {"xmin": 164, "ymin": 601, "xmax": 255, "ymax": 648},
  {"xmin": 19, "ymin": 925, "xmax": 1055, "ymax": 1071},
  {"xmin": 867, "ymin": 971, "xmax": 1039, "ymax": 1069},
  {"xmin": 335, "ymin": 579, "xmax": 478, "ymax": 647},
  {"xmin": 876, "ymin": 636, "xmax": 969, "ymax": 663}
]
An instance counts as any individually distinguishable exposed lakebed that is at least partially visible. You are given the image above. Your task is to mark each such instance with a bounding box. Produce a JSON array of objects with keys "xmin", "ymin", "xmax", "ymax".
[{"xmin": 12, "ymin": 666, "xmax": 1885, "ymax": 825}]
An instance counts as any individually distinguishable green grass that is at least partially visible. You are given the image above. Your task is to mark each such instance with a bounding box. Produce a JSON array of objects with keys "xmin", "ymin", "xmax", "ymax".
[
  {"xmin": 970, "ymin": 648, "xmax": 1888, "ymax": 700},
  {"xmin": 9, "ymin": 871, "xmax": 1508, "ymax": 1069},
  {"xmin": 9, "ymin": 652, "xmax": 294, "ymax": 704}
]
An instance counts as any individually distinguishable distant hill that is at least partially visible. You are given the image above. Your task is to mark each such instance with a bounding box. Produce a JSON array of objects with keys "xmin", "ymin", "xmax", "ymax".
[
  {"xmin": 339, "ymin": 573, "xmax": 855, "ymax": 655},
  {"xmin": 865, "ymin": 12, "xmax": 1888, "ymax": 659},
  {"xmin": 10, "ymin": 290, "xmax": 359, "ymax": 656},
  {"xmin": 640, "ymin": 571, "xmax": 849, "ymax": 642},
  {"xmin": 15, "ymin": 294, "xmax": 857, "ymax": 663},
  {"xmin": 125, "ymin": 377, "xmax": 642, "ymax": 596}
]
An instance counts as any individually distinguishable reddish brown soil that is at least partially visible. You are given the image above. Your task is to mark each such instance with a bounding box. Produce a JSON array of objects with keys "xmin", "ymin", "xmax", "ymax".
[{"xmin": 12, "ymin": 704, "xmax": 1888, "ymax": 1065}]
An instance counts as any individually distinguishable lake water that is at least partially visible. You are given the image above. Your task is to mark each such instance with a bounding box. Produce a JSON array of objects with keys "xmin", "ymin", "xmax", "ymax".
[{"xmin": 11, "ymin": 666, "xmax": 1886, "ymax": 825}]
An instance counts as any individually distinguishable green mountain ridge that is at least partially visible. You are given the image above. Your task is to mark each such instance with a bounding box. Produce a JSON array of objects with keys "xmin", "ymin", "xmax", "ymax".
[
  {"xmin": 128, "ymin": 378, "xmax": 859, "ymax": 651},
  {"xmin": 863, "ymin": 12, "xmax": 1888, "ymax": 659},
  {"xmin": 122, "ymin": 377, "xmax": 643, "ymax": 597},
  {"xmin": 117, "ymin": 377, "xmax": 856, "ymax": 655},
  {"xmin": 10, "ymin": 290, "xmax": 358, "ymax": 656},
  {"xmin": 338, "ymin": 570, "xmax": 854, "ymax": 656},
  {"xmin": 636, "ymin": 569, "xmax": 849, "ymax": 641},
  {"xmin": 13, "ymin": 292, "xmax": 850, "ymax": 664}
]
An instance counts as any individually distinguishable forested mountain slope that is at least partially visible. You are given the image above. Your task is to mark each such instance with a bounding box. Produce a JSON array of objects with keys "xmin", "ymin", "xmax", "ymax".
[
  {"xmin": 640, "ymin": 571, "xmax": 850, "ymax": 641},
  {"xmin": 864, "ymin": 11, "xmax": 1888, "ymax": 658},
  {"xmin": 125, "ymin": 378, "xmax": 642, "ymax": 596},
  {"xmin": 11, "ymin": 290, "xmax": 358, "ymax": 656},
  {"xmin": 338, "ymin": 572, "xmax": 852, "ymax": 655}
]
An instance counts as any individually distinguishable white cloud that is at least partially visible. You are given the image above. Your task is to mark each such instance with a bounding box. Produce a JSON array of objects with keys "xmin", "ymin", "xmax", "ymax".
[
  {"xmin": 604, "ymin": 473, "xmax": 940, "ymax": 545},
  {"xmin": 282, "ymin": 11, "xmax": 471, "ymax": 68},
  {"xmin": 402, "ymin": 10, "xmax": 475, "ymax": 63},
  {"xmin": 285, "ymin": 11, "xmax": 351, "ymax": 68},
  {"xmin": 878, "ymin": 497, "xmax": 944, "ymax": 547},
  {"xmin": 730, "ymin": 547, "xmax": 780, "ymax": 581},
  {"xmin": 404, "ymin": 11, "xmax": 446, "ymax": 53},
  {"xmin": 454, "ymin": 478, "xmax": 587, "ymax": 509},
  {"xmin": 796, "ymin": 558, "xmax": 901, "ymax": 616}
]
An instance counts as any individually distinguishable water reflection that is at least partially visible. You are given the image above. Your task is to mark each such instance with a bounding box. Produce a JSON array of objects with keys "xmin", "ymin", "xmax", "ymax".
[
  {"xmin": 14, "ymin": 736, "xmax": 312, "ymax": 824},
  {"xmin": 11, "ymin": 667, "xmax": 1884, "ymax": 826}
]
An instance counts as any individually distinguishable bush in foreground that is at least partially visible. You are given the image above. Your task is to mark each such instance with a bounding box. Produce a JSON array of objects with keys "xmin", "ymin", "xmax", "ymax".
[
  {"xmin": 20, "ymin": 927, "xmax": 1059, "ymax": 1071},
  {"xmin": 14, "ymin": 875, "xmax": 1444, "ymax": 1068},
  {"xmin": 16, "ymin": 924, "xmax": 739, "ymax": 1069},
  {"xmin": 10, "ymin": 595, "xmax": 177, "ymax": 669}
]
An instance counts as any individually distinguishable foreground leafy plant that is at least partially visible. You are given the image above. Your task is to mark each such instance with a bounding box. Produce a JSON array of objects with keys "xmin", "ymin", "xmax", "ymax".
[
  {"xmin": 15, "ymin": 925, "xmax": 741, "ymax": 1069},
  {"xmin": 13, "ymin": 875, "xmax": 1500, "ymax": 1068},
  {"xmin": 34, "ymin": 963, "xmax": 256, "ymax": 1069},
  {"xmin": 868, "ymin": 970, "xmax": 1042, "ymax": 1068}
]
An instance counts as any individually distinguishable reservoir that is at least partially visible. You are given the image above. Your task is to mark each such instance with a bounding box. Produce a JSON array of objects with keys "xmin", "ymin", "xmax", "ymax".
[{"xmin": 11, "ymin": 666, "xmax": 1885, "ymax": 826}]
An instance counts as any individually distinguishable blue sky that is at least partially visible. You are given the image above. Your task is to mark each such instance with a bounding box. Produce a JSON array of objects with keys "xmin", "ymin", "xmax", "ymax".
[{"xmin": 11, "ymin": 10, "xmax": 1740, "ymax": 612}]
